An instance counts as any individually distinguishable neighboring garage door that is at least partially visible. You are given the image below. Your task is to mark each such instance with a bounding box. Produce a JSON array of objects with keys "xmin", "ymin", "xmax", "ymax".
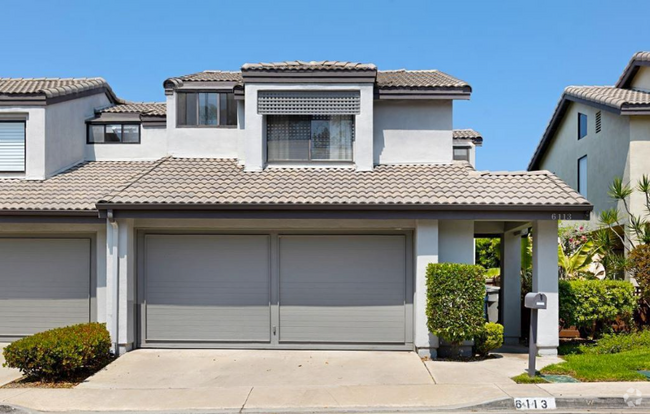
[
  {"xmin": 141, "ymin": 233, "xmax": 410, "ymax": 349},
  {"xmin": 143, "ymin": 235, "xmax": 271, "ymax": 344},
  {"xmin": 0, "ymin": 238, "xmax": 91, "ymax": 339},
  {"xmin": 279, "ymin": 235, "xmax": 407, "ymax": 345}
]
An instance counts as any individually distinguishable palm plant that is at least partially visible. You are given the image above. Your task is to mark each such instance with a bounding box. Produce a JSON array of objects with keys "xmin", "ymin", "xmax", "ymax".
[{"xmin": 557, "ymin": 240, "xmax": 601, "ymax": 279}]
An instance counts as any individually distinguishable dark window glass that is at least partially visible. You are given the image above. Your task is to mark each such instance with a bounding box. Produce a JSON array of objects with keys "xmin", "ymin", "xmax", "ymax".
[
  {"xmin": 89, "ymin": 124, "xmax": 105, "ymax": 143},
  {"xmin": 578, "ymin": 113, "xmax": 588, "ymax": 139},
  {"xmin": 266, "ymin": 115, "xmax": 354, "ymax": 162},
  {"xmin": 87, "ymin": 124, "xmax": 140, "ymax": 144},
  {"xmin": 122, "ymin": 125, "xmax": 140, "ymax": 143},
  {"xmin": 177, "ymin": 92, "xmax": 236, "ymax": 126},
  {"xmin": 453, "ymin": 147, "xmax": 470, "ymax": 161},
  {"xmin": 578, "ymin": 155, "xmax": 588, "ymax": 197},
  {"xmin": 105, "ymin": 124, "xmax": 122, "ymax": 142}
]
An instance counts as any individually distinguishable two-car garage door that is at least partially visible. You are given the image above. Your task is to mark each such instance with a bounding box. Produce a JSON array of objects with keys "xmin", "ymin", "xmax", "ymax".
[{"xmin": 141, "ymin": 234, "xmax": 411, "ymax": 349}]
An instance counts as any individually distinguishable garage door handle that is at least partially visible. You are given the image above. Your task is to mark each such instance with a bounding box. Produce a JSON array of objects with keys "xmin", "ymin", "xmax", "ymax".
[{"xmin": 273, "ymin": 326, "xmax": 277, "ymax": 335}]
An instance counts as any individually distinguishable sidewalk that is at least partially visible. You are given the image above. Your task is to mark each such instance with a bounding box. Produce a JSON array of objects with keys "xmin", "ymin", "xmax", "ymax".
[{"xmin": 1, "ymin": 350, "xmax": 649, "ymax": 412}]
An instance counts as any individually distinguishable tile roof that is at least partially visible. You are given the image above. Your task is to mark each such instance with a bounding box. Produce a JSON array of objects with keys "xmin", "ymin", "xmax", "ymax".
[
  {"xmin": 98, "ymin": 158, "xmax": 589, "ymax": 208},
  {"xmin": 100, "ymin": 102, "xmax": 166, "ymax": 117},
  {"xmin": 169, "ymin": 71, "xmax": 243, "ymax": 83},
  {"xmin": 0, "ymin": 161, "xmax": 158, "ymax": 212},
  {"xmin": 376, "ymin": 70, "xmax": 469, "ymax": 89},
  {"xmin": 453, "ymin": 129, "xmax": 483, "ymax": 145},
  {"xmin": 0, "ymin": 77, "xmax": 115, "ymax": 99},
  {"xmin": 242, "ymin": 61, "xmax": 377, "ymax": 71},
  {"xmin": 565, "ymin": 86, "xmax": 650, "ymax": 110},
  {"xmin": 616, "ymin": 51, "xmax": 650, "ymax": 88}
]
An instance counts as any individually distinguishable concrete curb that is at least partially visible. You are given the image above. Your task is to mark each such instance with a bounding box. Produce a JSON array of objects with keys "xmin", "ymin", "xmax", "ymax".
[{"xmin": 3, "ymin": 396, "xmax": 650, "ymax": 413}]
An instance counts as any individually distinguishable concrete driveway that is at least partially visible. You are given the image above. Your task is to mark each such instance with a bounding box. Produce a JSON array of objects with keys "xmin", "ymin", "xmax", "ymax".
[
  {"xmin": 0, "ymin": 343, "xmax": 21, "ymax": 386},
  {"xmin": 79, "ymin": 349, "xmax": 434, "ymax": 389}
]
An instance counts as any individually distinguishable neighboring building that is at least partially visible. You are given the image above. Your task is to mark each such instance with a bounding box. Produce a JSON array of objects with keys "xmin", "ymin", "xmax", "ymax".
[
  {"xmin": 529, "ymin": 52, "xmax": 650, "ymax": 230},
  {"xmin": 0, "ymin": 61, "xmax": 591, "ymax": 357}
]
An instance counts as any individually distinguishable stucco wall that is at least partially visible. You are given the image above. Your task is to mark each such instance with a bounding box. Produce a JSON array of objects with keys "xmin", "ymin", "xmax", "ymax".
[
  {"xmin": 166, "ymin": 93, "xmax": 242, "ymax": 159},
  {"xmin": 629, "ymin": 116, "xmax": 650, "ymax": 220},
  {"xmin": 631, "ymin": 67, "xmax": 650, "ymax": 92},
  {"xmin": 538, "ymin": 101, "xmax": 630, "ymax": 227},
  {"xmin": 374, "ymin": 100, "xmax": 453, "ymax": 164},
  {"xmin": 85, "ymin": 125, "xmax": 167, "ymax": 161},
  {"xmin": 244, "ymin": 83, "xmax": 374, "ymax": 171},
  {"xmin": 45, "ymin": 93, "xmax": 112, "ymax": 177},
  {"xmin": 0, "ymin": 107, "xmax": 46, "ymax": 180},
  {"xmin": 438, "ymin": 220, "xmax": 475, "ymax": 264}
]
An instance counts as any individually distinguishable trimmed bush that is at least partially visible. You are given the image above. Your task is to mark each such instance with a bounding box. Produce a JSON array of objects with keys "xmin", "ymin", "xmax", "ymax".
[
  {"xmin": 559, "ymin": 280, "xmax": 636, "ymax": 338},
  {"xmin": 426, "ymin": 263, "xmax": 486, "ymax": 352},
  {"xmin": 630, "ymin": 244, "xmax": 650, "ymax": 298},
  {"xmin": 474, "ymin": 322, "xmax": 504, "ymax": 357},
  {"xmin": 3, "ymin": 323, "xmax": 112, "ymax": 381},
  {"xmin": 580, "ymin": 330, "xmax": 650, "ymax": 355}
]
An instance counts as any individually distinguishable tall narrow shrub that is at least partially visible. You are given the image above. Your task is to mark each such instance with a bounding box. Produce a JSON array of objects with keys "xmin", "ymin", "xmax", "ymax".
[{"xmin": 426, "ymin": 263, "xmax": 486, "ymax": 355}]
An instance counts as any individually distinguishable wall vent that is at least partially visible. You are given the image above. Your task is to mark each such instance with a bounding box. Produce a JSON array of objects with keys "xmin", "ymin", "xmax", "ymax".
[
  {"xmin": 595, "ymin": 111, "xmax": 602, "ymax": 134},
  {"xmin": 258, "ymin": 91, "xmax": 360, "ymax": 115}
]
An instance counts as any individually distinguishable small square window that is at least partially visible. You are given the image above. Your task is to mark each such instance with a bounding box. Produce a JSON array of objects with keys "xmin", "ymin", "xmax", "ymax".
[
  {"xmin": 87, "ymin": 124, "xmax": 140, "ymax": 144},
  {"xmin": 578, "ymin": 113, "xmax": 588, "ymax": 140},
  {"xmin": 453, "ymin": 147, "xmax": 470, "ymax": 161}
]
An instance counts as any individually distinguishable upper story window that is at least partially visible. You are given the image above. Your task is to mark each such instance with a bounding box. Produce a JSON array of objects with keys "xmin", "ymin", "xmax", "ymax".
[
  {"xmin": 453, "ymin": 147, "xmax": 470, "ymax": 161},
  {"xmin": 578, "ymin": 113, "xmax": 588, "ymax": 140},
  {"xmin": 88, "ymin": 124, "xmax": 140, "ymax": 144},
  {"xmin": 0, "ymin": 121, "xmax": 26, "ymax": 172},
  {"xmin": 578, "ymin": 155, "xmax": 588, "ymax": 197},
  {"xmin": 267, "ymin": 115, "xmax": 354, "ymax": 162},
  {"xmin": 177, "ymin": 92, "xmax": 236, "ymax": 127}
]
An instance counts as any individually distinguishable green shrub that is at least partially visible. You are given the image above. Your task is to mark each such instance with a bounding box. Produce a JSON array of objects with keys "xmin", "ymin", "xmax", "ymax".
[
  {"xmin": 559, "ymin": 280, "xmax": 636, "ymax": 338},
  {"xmin": 580, "ymin": 330, "xmax": 650, "ymax": 355},
  {"xmin": 474, "ymin": 322, "xmax": 504, "ymax": 356},
  {"xmin": 426, "ymin": 263, "xmax": 486, "ymax": 351},
  {"xmin": 630, "ymin": 244, "xmax": 650, "ymax": 298},
  {"xmin": 3, "ymin": 323, "xmax": 112, "ymax": 381}
]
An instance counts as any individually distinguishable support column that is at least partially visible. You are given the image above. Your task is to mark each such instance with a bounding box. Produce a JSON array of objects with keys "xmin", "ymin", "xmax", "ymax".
[
  {"xmin": 105, "ymin": 219, "xmax": 119, "ymax": 352},
  {"xmin": 532, "ymin": 220, "xmax": 559, "ymax": 356},
  {"xmin": 117, "ymin": 219, "xmax": 135, "ymax": 354},
  {"xmin": 414, "ymin": 219, "xmax": 439, "ymax": 357},
  {"xmin": 502, "ymin": 230, "xmax": 522, "ymax": 345}
]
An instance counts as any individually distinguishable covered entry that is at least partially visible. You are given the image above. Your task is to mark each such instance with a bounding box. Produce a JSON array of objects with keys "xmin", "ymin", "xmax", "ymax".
[
  {"xmin": 139, "ymin": 232, "xmax": 412, "ymax": 350},
  {"xmin": 0, "ymin": 237, "xmax": 92, "ymax": 340}
]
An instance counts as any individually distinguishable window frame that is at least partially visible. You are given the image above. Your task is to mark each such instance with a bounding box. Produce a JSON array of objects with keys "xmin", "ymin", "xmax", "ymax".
[
  {"xmin": 0, "ymin": 120, "xmax": 26, "ymax": 173},
  {"xmin": 176, "ymin": 90, "xmax": 237, "ymax": 129},
  {"xmin": 86, "ymin": 123, "xmax": 141, "ymax": 145},
  {"xmin": 577, "ymin": 155, "xmax": 588, "ymax": 197},
  {"xmin": 453, "ymin": 146, "xmax": 471, "ymax": 162},
  {"xmin": 578, "ymin": 112, "xmax": 588, "ymax": 140},
  {"xmin": 266, "ymin": 114, "xmax": 355, "ymax": 163}
]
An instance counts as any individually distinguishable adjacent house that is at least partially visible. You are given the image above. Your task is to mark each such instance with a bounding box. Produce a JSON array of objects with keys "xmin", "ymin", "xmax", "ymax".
[
  {"xmin": 0, "ymin": 61, "xmax": 591, "ymax": 357},
  {"xmin": 528, "ymin": 51, "xmax": 650, "ymax": 232}
]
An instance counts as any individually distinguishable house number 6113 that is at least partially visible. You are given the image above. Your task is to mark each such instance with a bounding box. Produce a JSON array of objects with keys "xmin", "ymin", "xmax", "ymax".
[{"xmin": 551, "ymin": 213, "xmax": 571, "ymax": 220}]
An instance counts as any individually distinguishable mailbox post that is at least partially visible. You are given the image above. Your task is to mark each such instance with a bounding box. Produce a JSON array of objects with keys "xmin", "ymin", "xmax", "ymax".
[{"xmin": 524, "ymin": 292, "xmax": 548, "ymax": 377}]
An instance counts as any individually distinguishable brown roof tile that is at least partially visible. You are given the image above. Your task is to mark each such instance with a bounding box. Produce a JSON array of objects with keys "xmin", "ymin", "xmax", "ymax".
[
  {"xmin": 242, "ymin": 61, "xmax": 376, "ymax": 71},
  {"xmin": 565, "ymin": 85, "xmax": 650, "ymax": 110},
  {"xmin": 0, "ymin": 161, "xmax": 158, "ymax": 211},
  {"xmin": 453, "ymin": 129, "xmax": 483, "ymax": 145},
  {"xmin": 99, "ymin": 158, "xmax": 589, "ymax": 208},
  {"xmin": 616, "ymin": 51, "xmax": 650, "ymax": 88},
  {"xmin": 377, "ymin": 70, "xmax": 469, "ymax": 89},
  {"xmin": 0, "ymin": 77, "xmax": 115, "ymax": 99},
  {"xmin": 100, "ymin": 102, "xmax": 166, "ymax": 117}
]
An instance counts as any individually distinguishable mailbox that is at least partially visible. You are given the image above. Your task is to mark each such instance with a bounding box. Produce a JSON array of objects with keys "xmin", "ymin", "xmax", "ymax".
[{"xmin": 524, "ymin": 292, "xmax": 547, "ymax": 310}]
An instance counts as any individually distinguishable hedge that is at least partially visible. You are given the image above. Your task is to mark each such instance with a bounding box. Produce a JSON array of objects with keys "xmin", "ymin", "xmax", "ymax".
[
  {"xmin": 426, "ymin": 263, "xmax": 486, "ymax": 347},
  {"xmin": 559, "ymin": 280, "xmax": 636, "ymax": 338},
  {"xmin": 474, "ymin": 322, "xmax": 504, "ymax": 357},
  {"xmin": 3, "ymin": 323, "xmax": 112, "ymax": 381},
  {"xmin": 630, "ymin": 244, "xmax": 650, "ymax": 298}
]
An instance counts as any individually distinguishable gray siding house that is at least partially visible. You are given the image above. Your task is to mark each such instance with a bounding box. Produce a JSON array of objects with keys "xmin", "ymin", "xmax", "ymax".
[
  {"xmin": 0, "ymin": 61, "xmax": 590, "ymax": 357},
  {"xmin": 529, "ymin": 51, "xmax": 650, "ymax": 231}
]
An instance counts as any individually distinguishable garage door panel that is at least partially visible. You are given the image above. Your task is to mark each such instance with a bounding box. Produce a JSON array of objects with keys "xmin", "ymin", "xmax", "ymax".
[
  {"xmin": 0, "ymin": 239, "xmax": 91, "ymax": 337},
  {"xmin": 144, "ymin": 235, "xmax": 271, "ymax": 343},
  {"xmin": 279, "ymin": 235, "xmax": 406, "ymax": 344}
]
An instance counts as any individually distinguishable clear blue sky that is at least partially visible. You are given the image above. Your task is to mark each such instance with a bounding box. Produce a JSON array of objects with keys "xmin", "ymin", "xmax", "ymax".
[{"xmin": 2, "ymin": 0, "xmax": 649, "ymax": 170}]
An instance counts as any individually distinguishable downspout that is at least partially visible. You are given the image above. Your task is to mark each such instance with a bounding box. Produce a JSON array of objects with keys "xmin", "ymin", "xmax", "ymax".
[{"xmin": 107, "ymin": 209, "xmax": 119, "ymax": 353}]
